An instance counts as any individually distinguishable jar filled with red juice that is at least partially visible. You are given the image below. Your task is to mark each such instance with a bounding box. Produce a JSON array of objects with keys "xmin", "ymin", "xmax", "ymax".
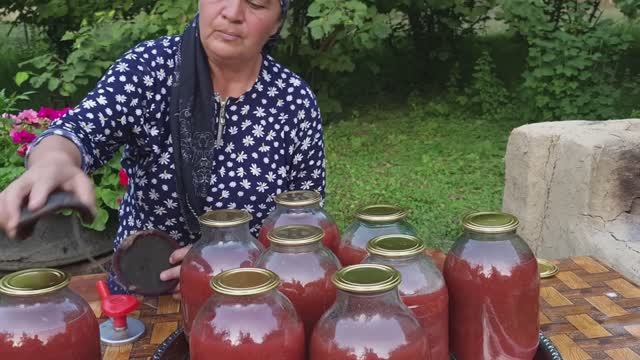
[
  {"xmin": 255, "ymin": 225, "xmax": 341, "ymax": 344},
  {"xmin": 190, "ymin": 268, "xmax": 305, "ymax": 360},
  {"xmin": 337, "ymin": 204, "xmax": 417, "ymax": 266},
  {"xmin": 444, "ymin": 212, "xmax": 540, "ymax": 360},
  {"xmin": 258, "ymin": 190, "xmax": 340, "ymax": 253},
  {"xmin": 363, "ymin": 235, "xmax": 448, "ymax": 360},
  {"xmin": 181, "ymin": 209, "xmax": 264, "ymax": 337},
  {"xmin": 310, "ymin": 264, "xmax": 428, "ymax": 360},
  {"xmin": 0, "ymin": 268, "xmax": 100, "ymax": 360}
]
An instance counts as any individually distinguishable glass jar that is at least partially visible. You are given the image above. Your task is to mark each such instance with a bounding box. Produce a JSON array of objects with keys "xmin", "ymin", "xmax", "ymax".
[
  {"xmin": 444, "ymin": 212, "xmax": 540, "ymax": 360},
  {"xmin": 0, "ymin": 268, "xmax": 101, "ymax": 359},
  {"xmin": 258, "ymin": 190, "xmax": 340, "ymax": 253},
  {"xmin": 181, "ymin": 209, "xmax": 264, "ymax": 336},
  {"xmin": 190, "ymin": 268, "xmax": 305, "ymax": 360},
  {"xmin": 363, "ymin": 235, "xmax": 449, "ymax": 360},
  {"xmin": 256, "ymin": 225, "xmax": 341, "ymax": 344},
  {"xmin": 310, "ymin": 264, "xmax": 428, "ymax": 360},
  {"xmin": 337, "ymin": 204, "xmax": 417, "ymax": 266}
]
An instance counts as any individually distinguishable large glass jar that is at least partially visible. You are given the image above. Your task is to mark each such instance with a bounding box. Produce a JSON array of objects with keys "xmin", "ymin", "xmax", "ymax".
[
  {"xmin": 190, "ymin": 268, "xmax": 305, "ymax": 360},
  {"xmin": 255, "ymin": 225, "xmax": 341, "ymax": 345},
  {"xmin": 258, "ymin": 190, "xmax": 340, "ymax": 253},
  {"xmin": 337, "ymin": 204, "xmax": 417, "ymax": 266},
  {"xmin": 181, "ymin": 209, "xmax": 264, "ymax": 336},
  {"xmin": 310, "ymin": 264, "xmax": 428, "ymax": 360},
  {"xmin": 444, "ymin": 212, "xmax": 540, "ymax": 360},
  {"xmin": 0, "ymin": 268, "xmax": 101, "ymax": 359},
  {"xmin": 363, "ymin": 235, "xmax": 449, "ymax": 360}
]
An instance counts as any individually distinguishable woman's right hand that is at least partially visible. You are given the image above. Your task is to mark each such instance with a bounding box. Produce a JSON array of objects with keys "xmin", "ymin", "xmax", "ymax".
[{"xmin": 0, "ymin": 139, "xmax": 96, "ymax": 239}]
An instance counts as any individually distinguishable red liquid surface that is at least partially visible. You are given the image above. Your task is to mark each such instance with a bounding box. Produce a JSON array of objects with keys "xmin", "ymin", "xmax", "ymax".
[
  {"xmin": 259, "ymin": 219, "xmax": 340, "ymax": 253},
  {"xmin": 336, "ymin": 244, "xmax": 368, "ymax": 266},
  {"xmin": 190, "ymin": 299, "xmax": 305, "ymax": 360},
  {"xmin": 0, "ymin": 305, "xmax": 100, "ymax": 360},
  {"xmin": 310, "ymin": 309, "xmax": 428, "ymax": 360},
  {"xmin": 402, "ymin": 287, "xmax": 449, "ymax": 360},
  {"xmin": 181, "ymin": 246, "xmax": 261, "ymax": 336},
  {"xmin": 445, "ymin": 252, "xmax": 539, "ymax": 360}
]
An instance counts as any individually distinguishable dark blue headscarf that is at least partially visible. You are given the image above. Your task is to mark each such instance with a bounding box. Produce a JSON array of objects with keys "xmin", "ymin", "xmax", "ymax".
[{"xmin": 170, "ymin": 2, "xmax": 291, "ymax": 232}]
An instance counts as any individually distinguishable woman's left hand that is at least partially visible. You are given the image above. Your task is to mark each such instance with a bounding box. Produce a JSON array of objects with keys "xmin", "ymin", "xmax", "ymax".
[{"xmin": 160, "ymin": 245, "xmax": 192, "ymax": 300}]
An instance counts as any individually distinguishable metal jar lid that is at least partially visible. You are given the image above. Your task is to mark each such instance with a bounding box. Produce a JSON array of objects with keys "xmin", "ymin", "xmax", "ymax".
[
  {"xmin": 268, "ymin": 225, "xmax": 324, "ymax": 246},
  {"xmin": 211, "ymin": 268, "xmax": 281, "ymax": 296},
  {"xmin": 332, "ymin": 264, "xmax": 401, "ymax": 294},
  {"xmin": 0, "ymin": 268, "xmax": 70, "ymax": 296},
  {"xmin": 199, "ymin": 209, "xmax": 252, "ymax": 228},
  {"xmin": 367, "ymin": 234, "xmax": 426, "ymax": 258},
  {"xmin": 537, "ymin": 258, "xmax": 559, "ymax": 279},
  {"xmin": 274, "ymin": 190, "xmax": 322, "ymax": 207},
  {"xmin": 462, "ymin": 211, "xmax": 519, "ymax": 234},
  {"xmin": 355, "ymin": 204, "xmax": 408, "ymax": 223}
]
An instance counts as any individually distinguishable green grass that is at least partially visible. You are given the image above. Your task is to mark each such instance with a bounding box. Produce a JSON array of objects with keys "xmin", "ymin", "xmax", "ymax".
[{"xmin": 323, "ymin": 101, "xmax": 524, "ymax": 251}]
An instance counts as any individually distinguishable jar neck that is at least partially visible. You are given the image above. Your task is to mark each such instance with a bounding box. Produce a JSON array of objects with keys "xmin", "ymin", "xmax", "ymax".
[
  {"xmin": 276, "ymin": 203, "xmax": 321, "ymax": 213},
  {"xmin": 336, "ymin": 288, "xmax": 403, "ymax": 310},
  {"xmin": 270, "ymin": 241, "xmax": 323, "ymax": 253},
  {"xmin": 201, "ymin": 223, "xmax": 252, "ymax": 243},
  {"xmin": 463, "ymin": 230, "xmax": 515, "ymax": 241},
  {"xmin": 368, "ymin": 253, "xmax": 420, "ymax": 264}
]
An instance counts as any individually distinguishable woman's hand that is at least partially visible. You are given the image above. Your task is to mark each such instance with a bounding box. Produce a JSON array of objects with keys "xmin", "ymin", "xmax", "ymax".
[
  {"xmin": 160, "ymin": 245, "xmax": 192, "ymax": 300},
  {"xmin": 0, "ymin": 142, "xmax": 95, "ymax": 239}
]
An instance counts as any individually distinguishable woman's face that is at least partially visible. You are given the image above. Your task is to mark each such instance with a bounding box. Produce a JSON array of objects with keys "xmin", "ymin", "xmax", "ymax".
[{"xmin": 199, "ymin": 0, "xmax": 282, "ymax": 62}]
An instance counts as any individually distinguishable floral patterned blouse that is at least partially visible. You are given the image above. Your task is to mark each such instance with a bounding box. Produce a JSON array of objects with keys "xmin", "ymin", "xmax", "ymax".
[{"xmin": 30, "ymin": 35, "xmax": 326, "ymax": 292}]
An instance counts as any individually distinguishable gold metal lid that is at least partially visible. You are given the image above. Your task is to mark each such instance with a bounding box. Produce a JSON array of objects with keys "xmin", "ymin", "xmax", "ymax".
[
  {"xmin": 462, "ymin": 211, "xmax": 519, "ymax": 234},
  {"xmin": 537, "ymin": 258, "xmax": 559, "ymax": 279},
  {"xmin": 0, "ymin": 268, "xmax": 70, "ymax": 296},
  {"xmin": 268, "ymin": 225, "xmax": 324, "ymax": 246},
  {"xmin": 333, "ymin": 264, "xmax": 401, "ymax": 294},
  {"xmin": 199, "ymin": 209, "xmax": 252, "ymax": 228},
  {"xmin": 355, "ymin": 204, "xmax": 407, "ymax": 223},
  {"xmin": 211, "ymin": 268, "xmax": 280, "ymax": 296},
  {"xmin": 275, "ymin": 190, "xmax": 321, "ymax": 207},
  {"xmin": 367, "ymin": 234, "xmax": 426, "ymax": 258}
]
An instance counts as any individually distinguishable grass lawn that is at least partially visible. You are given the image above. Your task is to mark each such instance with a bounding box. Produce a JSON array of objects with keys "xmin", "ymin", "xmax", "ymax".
[{"xmin": 323, "ymin": 102, "xmax": 525, "ymax": 250}]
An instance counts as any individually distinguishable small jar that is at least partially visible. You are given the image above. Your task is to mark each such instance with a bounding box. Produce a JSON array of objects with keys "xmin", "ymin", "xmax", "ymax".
[
  {"xmin": 181, "ymin": 209, "xmax": 264, "ymax": 336},
  {"xmin": 444, "ymin": 212, "xmax": 540, "ymax": 360},
  {"xmin": 337, "ymin": 204, "xmax": 417, "ymax": 266},
  {"xmin": 258, "ymin": 190, "xmax": 340, "ymax": 253},
  {"xmin": 256, "ymin": 225, "xmax": 341, "ymax": 343},
  {"xmin": 190, "ymin": 268, "xmax": 305, "ymax": 360},
  {"xmin": 0, "ymin": 268, "xmax": 101, "ymax": 360},
  {"xmin": 364, "ymin": 235, "xmax": 449, "ymax": 360},
  {"xmin": 310, "ymin": 264, "xmax": 428, "ymax": 360}
]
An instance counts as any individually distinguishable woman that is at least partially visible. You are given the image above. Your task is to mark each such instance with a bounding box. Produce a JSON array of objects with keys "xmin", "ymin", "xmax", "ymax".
[{"xmin": 0, "ymin": 0, "xmax": 326, "ymax": 294}]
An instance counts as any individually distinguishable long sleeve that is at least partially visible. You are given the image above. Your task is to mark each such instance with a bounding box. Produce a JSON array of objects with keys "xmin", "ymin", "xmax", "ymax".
[
  {"xmin": 287, "ymin": 92, "xmax": 327, "ymax": 199},
  {"xmin": 28, "ymin": 46, "xmax": 150, "ymax": 173}
]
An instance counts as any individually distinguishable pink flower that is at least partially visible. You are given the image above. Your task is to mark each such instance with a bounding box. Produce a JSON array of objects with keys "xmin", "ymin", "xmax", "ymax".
[
  {"xmin": 16, "ymin": 110, "xmax": 38, "ymax": 124},
  {"xmin": 17, "ymin": 144, "xmax": 29, "ymax": 157},
  {"xmin": 10, "ymin": 128, "xmax": 37, "ymax": 145},
  {"xmin": 118, "ymin": 168, "xmax": 129, "ymax": 187},
  {"xmin": 38, "ymin": 107, "xmax": 71, "ymax": 120}
]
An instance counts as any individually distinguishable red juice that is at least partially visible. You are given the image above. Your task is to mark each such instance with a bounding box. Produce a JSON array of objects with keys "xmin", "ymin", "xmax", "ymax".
[
  {"xmin": 190, "ymin": 298, "xmax": 305, "ymax": 360},
  {"xmin": 0, "ymin": 300, "xmax": 100, "ymax": 360},
  {"xmin": 259, "ymin": 220, "xmax": 340, "ymax": 253},
  {"xmin": 445, "ymin": 252, "xmax": 539, "ymax": 360},
  {"xmin": 181, "ymin": 246, "xmax": 261, "ymax": 336},
  {"xmin": 336, "ymin": 243, "xmax": 368, "ymax": 266},
  {"xmin": 402, "ymin": 287, "xmax": 449, "ymax": 360},
  {"xmin": 310, "ymin": 308, "xmax": 428, "ymax": 360}
]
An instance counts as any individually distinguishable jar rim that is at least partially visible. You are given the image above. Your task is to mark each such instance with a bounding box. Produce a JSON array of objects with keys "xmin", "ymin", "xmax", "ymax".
[
  {"xmin": 211, "ymin": 268, "xmax": 281, "ymax": 296},
  {"xmin": 367, "ymin": 234, "xmax": 425, "ymax": 257},
  {"xmin": 198, "ymin": 209, "xmax": 252, "ymax": 228},
  {"xmin": 0, "ymin": 268, "xmax": 70, "ymax": 296},
  {"xmin": 267, "ymin": 225, "xmax": 324, "ymax": 246},
  {"xmin": 462, "ymin": 211, "xmax": 519, "ymax": 234},
  {"xmin": 355, "ymin": 204, "xmax": 407, "ymax": 223},
  {"xmin": 275, "ymin": 190, "xmax": 321, "ymax": 207},
  {"xmin": 333, "ymin": 264, "xmax": 401, "ymax": 294}
]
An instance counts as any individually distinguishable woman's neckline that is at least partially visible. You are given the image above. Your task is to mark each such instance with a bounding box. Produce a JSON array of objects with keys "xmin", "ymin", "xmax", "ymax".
[{"xmin": 213, "ymin": 54, "xmax": 268, "ymax": 103}]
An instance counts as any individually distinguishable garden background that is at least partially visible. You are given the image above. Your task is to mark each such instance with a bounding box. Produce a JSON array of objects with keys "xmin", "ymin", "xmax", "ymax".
[{"xmin": 1, "ymin": 0, "xmax": 639, "ymax": 250}]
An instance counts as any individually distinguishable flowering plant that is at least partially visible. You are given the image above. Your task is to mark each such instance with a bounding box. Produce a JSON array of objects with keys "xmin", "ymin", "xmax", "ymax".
[{"xmin": 0, "ymin": 107, "xmax": 126, "ymax": 231}]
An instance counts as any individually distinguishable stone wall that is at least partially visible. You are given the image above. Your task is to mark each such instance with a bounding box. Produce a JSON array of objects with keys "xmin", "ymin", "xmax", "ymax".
[{"xmin": 503, "ymin": 119, "xmax": 640, "ymax": 282}]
